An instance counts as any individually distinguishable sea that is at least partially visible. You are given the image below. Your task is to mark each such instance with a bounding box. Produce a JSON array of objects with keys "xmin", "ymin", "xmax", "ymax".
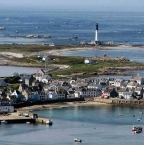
[
  {"xmin": 1, "ymin": 9, "xmax": 144, "ymax": 145},
  {"xmin": 1, "ymin": 105, "xmax": 144, "ymax": 145},
  {"xmin": 0, "ymin": 9, "xmax": 144, "ymax": 45}
]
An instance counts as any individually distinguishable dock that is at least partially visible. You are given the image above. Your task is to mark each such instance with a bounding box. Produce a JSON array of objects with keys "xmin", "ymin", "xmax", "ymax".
[{"xmin": 0, "ymin": 112, "xmax": 52, "ymax": 125}]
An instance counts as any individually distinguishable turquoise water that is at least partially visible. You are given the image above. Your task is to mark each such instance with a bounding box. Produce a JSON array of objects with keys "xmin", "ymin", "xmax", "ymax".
[{"xmin": 1, "ymin": 105, "xmax": 144, "ymax": 145}]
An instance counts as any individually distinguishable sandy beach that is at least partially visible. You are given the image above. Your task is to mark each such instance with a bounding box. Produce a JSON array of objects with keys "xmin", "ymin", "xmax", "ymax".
[{"xmin": 17, "ymin": 101, "xmax": 107, "ymax": 112}]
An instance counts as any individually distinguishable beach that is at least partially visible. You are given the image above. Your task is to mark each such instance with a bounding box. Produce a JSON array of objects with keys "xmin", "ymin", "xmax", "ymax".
[{"xmin": 17, "ymin": 101, "xmax": 107, "ymax": 112}]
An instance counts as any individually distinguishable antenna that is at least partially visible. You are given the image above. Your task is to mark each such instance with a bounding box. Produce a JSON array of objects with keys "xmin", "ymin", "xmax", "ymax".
[{"xmin": 45, "ymin": 56, "xmax": 49, "ymax": 73}]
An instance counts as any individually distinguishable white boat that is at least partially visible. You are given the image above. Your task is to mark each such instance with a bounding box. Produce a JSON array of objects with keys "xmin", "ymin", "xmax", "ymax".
[
  {"xmin": 26, "ymin": 122, "xmax": 30, "ymax": 124},
  {"xmin": 46, "ymin": 119, "xmax": 53, "ymax": 125},
  {"xmin": 1, "ymin": 120, "xmax": 8, "ymax": 124},
  {"xmin": 74, "ymin": 138, "xmax": 82, "ymax": 142}
]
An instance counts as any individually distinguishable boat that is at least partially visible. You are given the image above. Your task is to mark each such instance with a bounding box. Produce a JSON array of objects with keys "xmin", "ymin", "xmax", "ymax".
[
  {"xmin": 132, "ymin": 126, "xmax": 142, "ymax": 132},
  {"xmin": 46, "ymin": 119, "xmax": 53, "ymax": 125},
  {"xmin": 119, "ymin": 114, "xmax": 123, "ymax": 116},
  {"xmin": 135, "ymin": 129, "xmax": 142, "ymax": 134},
  {"xmin": 137, "ymin": 118, "xmax": 142, "ymax": 121},
  {"xmin": 74, "ymin": 138, "xmax": 82, "ymax": 143},
  {"xmin": 139, "ymin": 111, "xmax": 143, "ymax": 114},
  {"xmin": 1, "ymin": 120, "xmax": 8, "ymax": 124}
]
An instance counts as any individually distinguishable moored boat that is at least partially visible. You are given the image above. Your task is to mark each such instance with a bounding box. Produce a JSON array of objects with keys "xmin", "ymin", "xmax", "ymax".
[
  {"xmin": 134, "ymin": 129, "xmax": 142, "ymax": 134},
  {"xmin": 1, "ymin": 120, "xmax": 8, "ymax": 124},
  {"xmin": 132, "ymin": 126, "xmax": 142, "ymax": 132},
  {"xmin": 74, "ymin": 138, "xmax": 82, "ymax": 143}
]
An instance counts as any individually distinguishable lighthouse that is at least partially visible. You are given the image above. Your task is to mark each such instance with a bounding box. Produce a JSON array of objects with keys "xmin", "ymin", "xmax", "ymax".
[{"xmin": 95, "ymin": 23, "xmax": 99, "ymax": 45}]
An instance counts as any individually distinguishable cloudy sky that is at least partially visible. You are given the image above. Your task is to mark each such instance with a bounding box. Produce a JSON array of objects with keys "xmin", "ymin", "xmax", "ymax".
[{"xmin": 1, "ymin": 0, "xmax": 144, "ymax": 11}]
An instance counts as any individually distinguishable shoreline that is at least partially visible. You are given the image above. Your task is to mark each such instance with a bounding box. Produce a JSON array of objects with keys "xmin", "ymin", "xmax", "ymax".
[{"xmin": 17, "ymin": 101, "xmax": 108, "ymax": 112}]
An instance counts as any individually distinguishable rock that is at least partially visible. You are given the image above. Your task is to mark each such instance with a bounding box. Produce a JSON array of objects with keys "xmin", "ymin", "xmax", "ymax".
[
  {"xmin": 43, "ymin": 35, "xmax": 51, "ymax": 38},
  {"xmin": 0, "ymin": 27, "xmax": 6, "ymax": 30}
]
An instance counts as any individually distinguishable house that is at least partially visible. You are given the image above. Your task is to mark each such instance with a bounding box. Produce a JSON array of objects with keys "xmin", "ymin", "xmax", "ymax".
[
  {"xmin": 88, "ymin": 83, "xmax": 102, "ymax": 90},
  {"xmin": 18, "ymin": 84, "xmax": 29, "ymax": 92},
  {"xmin": 110, "ymin": 88, "xmax": 118, "ymax": 98},
  {"xmin": 127, "ymin": 81, "xmax": 138, "ymax": 89},
  {"xmin": 108, "ymin": 78, "xmax": 115, "ymax": 86},
  {"xmin": 74, "ymin": 88, "xmax": 102, "ymax": 98},
  {"xmin": 134, "ymin": 85, "xmax": 144, "ymax": 97},
  {"xmin": 37, "ymin": 68, "xmax": 45, "ymax": 76},
  {"xmin": 118, "ymin": 89, "xmax": 132, "ymax": 99},
  {"xmin": 0, "ymin": 99, "xmax": 14, "ymax": 113},
  {"xmin": 22, "ymin": 89, "xmax": 40, "ymax": 101},
  {"xmin": 101, "ymin": 92, "xmax": 110, "ymax": 99},
  {"xmin": 19, "ymin": 75, "xmax": 35, "ymax": 85},
  {"xmin": 0, "ymin": 80, "xmax": 8, "ymax": 87},
  {"xmin": 12, "ymin": 72, "xmax": 19, "ymax": 77},
  {"xmin": 132, "ymin": 76, "xmax": 144, "ymax": 85},
  {"xmin": 114, "ymin": 79, "xmax": 125, "ymax": 87},
  {"xmin": 37, "ymin": 53, "xmax": 44, "ymax": 58},
  {"xmin": 42, "ymin": 56, "xmax": 50, "ymax": 62},
  {"xmin": 25, "ymin": 75, "xmax": 35, "ymax": 86},
  {"xmin": 84, "ymin": 58, "xmax": 93, "ymax": 64}
]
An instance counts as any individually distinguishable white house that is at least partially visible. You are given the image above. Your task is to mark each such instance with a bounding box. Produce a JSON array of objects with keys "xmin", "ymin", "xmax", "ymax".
[
  {"xmin": 74, "ymin": 88, "xmax": 101, "ymax": 98},
  {"xmin": 118, "ymin": 90, "xmax": 132, "ymax": 100},
  {"xmin": 127, "ymin": 81, "xmax": 138, "ymax": 89},
  {"xmin": 114, "ymin": 79, "xmax": 125, "ymax": 87},
  {"xmin": 88, "ymin": 83, "xmax": 102, "ymax": 90},
  {"xmin": 84, "ymin": 58, "xmax": 93, "ymax": 64},
  {"xmin": 132, "ymin": 76, "xmax": 144, "ymax": 85}
]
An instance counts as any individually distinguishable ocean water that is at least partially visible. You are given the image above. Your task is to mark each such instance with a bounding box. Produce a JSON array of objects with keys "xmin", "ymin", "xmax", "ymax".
[
  {"xmin": 0, "ymin": 10, "xmax": 144, "ymax": 44},
  {"xmin": 1, "ymin": 105, "xmax": 144, "ymax": 145},
  {"xmin": 61, "ymin": 47, "xmax": 144, "ymax": 63},
  {"xmin": 0, "ymin": 66, "xmax": 38, "ymax": 77}
]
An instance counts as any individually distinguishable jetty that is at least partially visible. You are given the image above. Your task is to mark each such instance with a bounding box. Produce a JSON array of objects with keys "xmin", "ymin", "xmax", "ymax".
[{"xmin": 0, "ymin": 111, "xmax": 52, "ymax": 125}]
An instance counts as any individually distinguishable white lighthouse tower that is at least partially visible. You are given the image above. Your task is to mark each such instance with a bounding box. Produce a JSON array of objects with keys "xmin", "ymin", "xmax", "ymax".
[{"xmin": 95, "ymin": 23, "xmax": 99, "ymax": 45}]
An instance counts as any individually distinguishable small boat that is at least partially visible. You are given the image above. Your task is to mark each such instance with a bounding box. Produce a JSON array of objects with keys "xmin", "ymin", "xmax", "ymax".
[
  {"xmin": 26, "ymin": 122, "xmax": 30, "ymax": 124},
  {"xmin": 135, "ymin": 129, "xmax": 142, "ymax": 134},
  {"xmin": 74, "ymin": 138, "xmax": 82, "ymax": 143},
  {"xmin": 119, "ymin": 114, "xmax": 123, "ymax": 116},
  {"xmin": 137, "ymin": 118, "xmax": 142, "ymax": 121},
  {"xmin": 139, "ymin": 112, "xmax": 143, "ymax": 114},
  {"xmin": 132, "ymin": 126, "xmax": 142, "ymax": 132},
  {"xmin": 46, "ymin": 119, "xmax": 53, "ymax": 125},
  {"xmin": 1, "ymin": 120, "xmax": 8, "ymax": 124}
]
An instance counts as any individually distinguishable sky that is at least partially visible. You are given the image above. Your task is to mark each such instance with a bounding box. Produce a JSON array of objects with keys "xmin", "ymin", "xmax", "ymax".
[{"xmin": 1, "ymin": 0, "xmax": 144, "ymax": 12}]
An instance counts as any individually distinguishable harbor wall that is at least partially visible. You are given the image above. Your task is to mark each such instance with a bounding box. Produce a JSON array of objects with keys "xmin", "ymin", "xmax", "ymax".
[
  {"xmin": 13, "ymin": 97, "xmax": 85, "ymax": 108},
  {"xmin": 94, "ymin": 97, "xmax": 144, "ymax": 107}
]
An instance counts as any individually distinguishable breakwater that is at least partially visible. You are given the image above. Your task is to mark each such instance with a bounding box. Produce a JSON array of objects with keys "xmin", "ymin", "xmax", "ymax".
[{"xmin": 0, "ymin": 112, "xmax": 52, "ymax": 125}]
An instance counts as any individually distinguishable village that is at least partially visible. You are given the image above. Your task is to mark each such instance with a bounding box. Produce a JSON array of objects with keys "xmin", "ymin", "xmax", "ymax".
[{"xmin": 0, "ymin": 64, "xmax": 144, "ymax": 112}]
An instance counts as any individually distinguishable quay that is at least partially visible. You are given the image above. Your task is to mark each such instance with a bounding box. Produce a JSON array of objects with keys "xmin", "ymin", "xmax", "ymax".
[
  {"xmin": 0, "ymin": 112, "xmax": 52, "ymax": 125},
  {"xmin": 94, "ymin": 97, "xmax": 144, "ymax": 107}
]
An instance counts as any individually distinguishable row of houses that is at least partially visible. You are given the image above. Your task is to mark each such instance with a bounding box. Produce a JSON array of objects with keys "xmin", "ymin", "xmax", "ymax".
[{"xmin": 1, "ymin": 68, "xmax": 144, "ymax": 104}]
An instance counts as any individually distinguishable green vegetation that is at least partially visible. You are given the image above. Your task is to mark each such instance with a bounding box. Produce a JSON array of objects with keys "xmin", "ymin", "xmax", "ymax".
[
  {"xmin": 6, "ymin": 83, "xmax": 20, "ymax": 90},
  {"xmin": 0, "ymin": 44, "xmax": 77, "ymax": 54},
  {"xmin": 4, "ymin": 76, "xmax": 21, "ymax": 84}
]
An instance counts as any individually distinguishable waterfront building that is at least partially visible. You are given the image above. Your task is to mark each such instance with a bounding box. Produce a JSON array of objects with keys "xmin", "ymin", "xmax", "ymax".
[
  {"xmin": 0, "ymin": 99, "xmax": 14, "ymax": 113},
  {"xmin": 118, "ymin": 89, "xmax": 132, "ymax": 99},
  {"xmin": 74, "ymin": 88, "xmax": 102, "ymax": 98},
  {"xmin": 132, "ymin": 76, "xmax": 144, "ymax": 85}
]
